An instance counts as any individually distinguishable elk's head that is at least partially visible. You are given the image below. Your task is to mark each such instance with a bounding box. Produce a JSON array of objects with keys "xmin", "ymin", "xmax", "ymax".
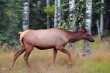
[{"xmin": 79, "ymin": 27, "xmax": 95, "ymax": 42}]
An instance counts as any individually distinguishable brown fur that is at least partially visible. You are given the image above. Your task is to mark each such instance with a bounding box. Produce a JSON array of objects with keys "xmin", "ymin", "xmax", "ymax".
[{"xmin": 10, "ymin": 28, "xmax": 94, "ymax": 69}]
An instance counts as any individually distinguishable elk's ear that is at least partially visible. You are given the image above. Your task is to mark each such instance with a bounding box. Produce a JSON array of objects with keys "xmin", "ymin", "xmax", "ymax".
[{"xmin": 79, "ymin": 27, "xmax": 87, "ymax": 33}]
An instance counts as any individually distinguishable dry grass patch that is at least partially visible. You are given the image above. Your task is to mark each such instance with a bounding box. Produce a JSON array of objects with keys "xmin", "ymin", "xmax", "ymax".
[{"xmin": 0, "ymin": 37, "xmax": 110, "ymax": 73}]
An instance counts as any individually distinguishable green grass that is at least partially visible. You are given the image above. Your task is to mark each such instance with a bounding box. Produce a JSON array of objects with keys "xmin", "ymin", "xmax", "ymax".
[
  {"xmin": 74, "ymin": 37, "xmax": 110, "ymax": 50},
  {"xmin": 80, "ymin": 60, "xmax": 110, "ymax": 73}
]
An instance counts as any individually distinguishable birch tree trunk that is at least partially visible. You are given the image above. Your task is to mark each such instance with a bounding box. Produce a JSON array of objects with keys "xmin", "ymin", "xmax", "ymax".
[
  {"xmin": 22, "ymin": 0, "xmax": 30, "ymax": 31},
  {"xmin": 46, "ymin": 0, "xmax": 50, "ymax": 28},
  {"xmin": 68, "ymin": 0, "xmax": 76, "ymax": 49},
  {"xmin": 83, "ymin": 0, "xmax": 92, "ymax": 56},
  {"xmin": 85, "ymin": 0, "xmax": 92, "ymax": 33},
  {"xmin": 96, "ymin": 20, "xmax": 101, "ymax": 40},
  {"xmin": 100, "ymin": 0, "xmax": 104, "ymax": 39},
  {"xmin": 69, "ymin": 0, "xmax": 76, "ymax": 31},
  {"xmin": 54, "ymin": 0, "xmax": 61, "ymax": 28}
]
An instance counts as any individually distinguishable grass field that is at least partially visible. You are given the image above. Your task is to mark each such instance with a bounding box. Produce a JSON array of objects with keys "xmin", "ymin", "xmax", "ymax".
[{"xmin": 0, "ymin": 37, "xmax": 110, "ymax": 73}]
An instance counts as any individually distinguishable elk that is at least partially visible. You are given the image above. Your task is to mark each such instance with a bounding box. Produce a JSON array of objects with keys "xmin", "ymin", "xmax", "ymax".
[{"xmin": 10, "ymin": 28, "xmax": 94, "ymax": 69}]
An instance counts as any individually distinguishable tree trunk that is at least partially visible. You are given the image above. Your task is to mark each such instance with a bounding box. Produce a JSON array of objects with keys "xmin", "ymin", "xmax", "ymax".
[
  {"xmin": 69, "ymin": 0, "xmax": 76, "ymax": 31},
  {"xmin": 46, "ymin": 0, "xmax": 50, "ymax": 28},
  {"xmin": 22, "ymin": 0, "xmax": 30, "ymax": 31},
  {"xmin": 100, "ymin": 0, "xmax": 104, "ymax": 39},
  {"xmin": 83, "ymin": 0, "xmax": 92, "ymax": 56},
  {"xmin": 96, "ymin": 20, "xmax": 101, "ymax": 40},
  {"xmin": 85, "ymin": 0, "xmax": 92, "ymax": 33},
  {"xmin": 54, "ymin": 0, "xmax": 61, "ymax": 28},
  {"xmin": 68, "ymin": 0, "xmax": 76, "ymax": 49}
]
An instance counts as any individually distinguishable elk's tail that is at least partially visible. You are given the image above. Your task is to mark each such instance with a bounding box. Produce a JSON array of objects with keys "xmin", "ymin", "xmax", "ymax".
[{"xmin": 18, "ymin": 30, "xmax": 30, "ymax": 47}]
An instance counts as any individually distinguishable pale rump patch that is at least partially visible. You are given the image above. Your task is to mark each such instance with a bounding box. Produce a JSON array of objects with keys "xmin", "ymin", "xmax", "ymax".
[
  {"xmin": 18, "ymin": 32, "xmax": 23, "ymax": 35},
  {"xmin": 19, "ymin": 30, "xmax": 30, "ymax": 47}
]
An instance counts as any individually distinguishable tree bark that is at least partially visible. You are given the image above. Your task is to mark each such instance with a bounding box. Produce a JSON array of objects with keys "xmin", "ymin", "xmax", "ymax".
[
  {"xmin": 100, "ymin": 0, "xmax": 104, "ymax": 39},
  {"xmin": 22, "ymin": 0, "xmax": 30, "ymax": 31},
  {"xmin": 69, "ymin": 0, "xmax": 76, "ymax": 31},
  {"xmin": 68, "ymin": 0, "xmax": 76, "ymax": 49},
  {"xmin": 83, "ymin": 0, "xmax": 92, "ymax": 56},
  {"xmin": 54, "ymin": 0, "xmax": 61, "ymax": 28},
  {"xmin": 96, "ymin": 20, "xmax": 101, "ymax": 40},
  {"xmin": 46, "ymin": 0, "xmax": 50, "ymax": 28}
]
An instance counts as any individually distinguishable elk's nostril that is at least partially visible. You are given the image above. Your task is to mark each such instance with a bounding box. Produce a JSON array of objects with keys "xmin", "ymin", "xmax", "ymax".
[{"xmin": 91, "ymin": 39, "xmax": 95, "ymax": 42}]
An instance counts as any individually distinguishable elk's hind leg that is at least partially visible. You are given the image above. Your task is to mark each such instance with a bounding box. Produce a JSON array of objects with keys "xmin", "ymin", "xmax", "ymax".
[
  {"xmin": 23, "ymin": 45, "xmax": 33, "ymax": 68},
  {"xmin": 10, "ymin": 49, "xmax": 25, "ymax": 70}
]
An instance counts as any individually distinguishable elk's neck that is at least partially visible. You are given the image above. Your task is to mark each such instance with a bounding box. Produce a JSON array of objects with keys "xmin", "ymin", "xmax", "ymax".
[{"xmin": 66, "ymin": 31, "xmax": 83, "ymax": 42}]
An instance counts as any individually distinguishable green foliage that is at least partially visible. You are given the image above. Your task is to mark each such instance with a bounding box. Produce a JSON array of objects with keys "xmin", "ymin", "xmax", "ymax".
[
  {"xmin": 44, "ymin": 5, "xmax": 55, "ymax": 17},
  {"xmin": 60, "ymin": 0, "xmax": 85, "ymax": 29},
  {"xmin": 75, "ymin": 0, "xmax": 85, "ymax": 26},
  {"xmin": 0, "ymin": 0, "xmax": 107, "ymax": 48},
  {"xmin": 93, "ymin": 0, "xmax": 104, "ymax": 19},
  {"xmin": 0, "ymin": 0, "xmax": 22, "ymax": 47},
  {"xmin": 62, "ymin": 0, "xmax": 69, "ymax": 21},
  {"xmin": 60, "ymin": 0, "xmax": 104, "ymax": 30},
  {"xmin": 30, "ymin": 0, "xmax": 47, "ymax": 29},
  {"xmin": 59, "ymin": 0, "xmax": 70, "ymax": 29}
]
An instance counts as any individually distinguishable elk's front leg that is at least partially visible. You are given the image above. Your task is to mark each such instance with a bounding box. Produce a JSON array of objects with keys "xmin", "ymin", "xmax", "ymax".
[
  {"xmin": 53, "ymin": 48, "xmax": 58, "ymax": 64},
  {"xmin": 59, "ymin": 49, "xmax": 72, "ymax": 65}
]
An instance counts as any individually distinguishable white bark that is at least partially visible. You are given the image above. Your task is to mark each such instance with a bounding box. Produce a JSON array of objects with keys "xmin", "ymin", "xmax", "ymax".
[
  {"xmin": 83, "ymin": 0, "xmax": 92, "ymax": 55},
  {"xmin": 54, "ymin": 0, "xmax": 61, "ymax": 28},
  {"xmin": 22, "ymin": 0, "xmax": 30, "ymax": 31},
  {"xmin": 46, "ymin": 0, "xmax": 50, "ymax": 28},
  {"xmin": 69, "ymin": 0, "xmax": 76, "ymax": 31},
  {"xmin": 97, "ymin": 20, "xmax": 101, "ymax": 40},
  {"xmin": 85, "ymin": 0, "xmax": 92, "ymax": 33},
  {"xmin": 100, "ymin": 0, "xmax": 104, "ymax": 38},
  {"xmin": 68, "ymin": 0, "xmax": 76, "ymax": 49},
  {"xmin": 100, "ymin": 13, "xmax": 103, "ymax": 38}
]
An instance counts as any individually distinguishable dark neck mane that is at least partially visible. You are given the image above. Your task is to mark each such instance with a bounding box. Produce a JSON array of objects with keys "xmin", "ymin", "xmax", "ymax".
[{"xmin": 65, "ymin": 31, "xmax": 83, "ymax": 42}]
